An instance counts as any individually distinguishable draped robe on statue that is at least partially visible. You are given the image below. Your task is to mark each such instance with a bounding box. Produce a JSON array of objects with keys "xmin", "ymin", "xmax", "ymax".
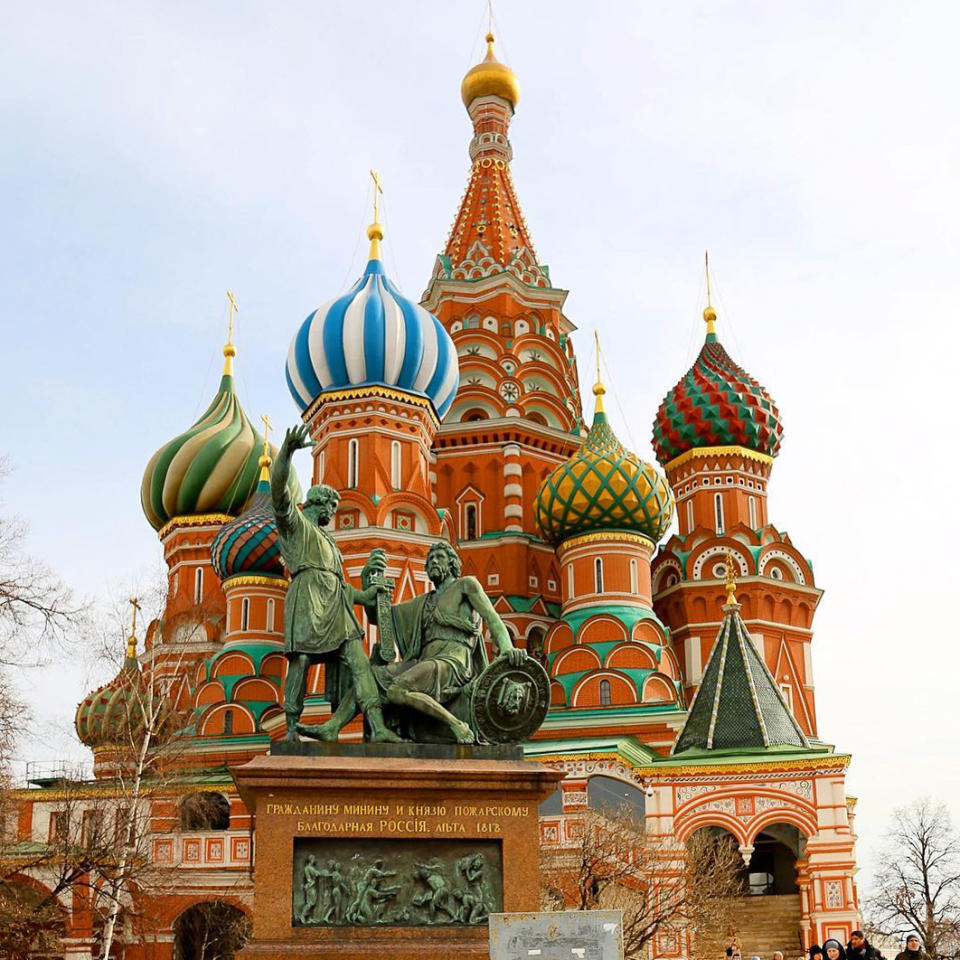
[
  {"xmin": 274, "ymin": 484, "xmax": 363, "ymax": 655},
  {"xmin": 373, "ymin": 583, "xmax": 490, "ymax": 708}
]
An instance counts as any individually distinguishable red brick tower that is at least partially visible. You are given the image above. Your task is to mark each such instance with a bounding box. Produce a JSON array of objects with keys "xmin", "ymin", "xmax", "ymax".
[
  {"xmin": 650, "ymin": 280, "xmax": 822, "ymax": 737},
  {"xmin": 421, "ymin": 34, "xmax": 584, "ymax": 652}
]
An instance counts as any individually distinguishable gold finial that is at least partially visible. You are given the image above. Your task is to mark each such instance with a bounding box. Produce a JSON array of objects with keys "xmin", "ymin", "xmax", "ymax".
[
  {"xmin": 259, "ymin": 413, "xmax": 273, "ymax": 481},
  {"xmin": 703, "ymin": 251, "xmax": 717, "ymax": 335},
  {"xmin": 724, "ymin": 551, "xmax": 738, "ymax": 606},
  {"xmin": 223, "ymin": 290, "xmax": 239, "ymax": 375},
  {"xmin": 126, "ymin": 597, "xmax": 141, "ymax": 661},
  {"xmin": 367, "ymin": 169, "xmax": 385, "ymax": 260},
  {"xmin": 592, "ymin": 330, "xmax": 606, "ymax": 414}
]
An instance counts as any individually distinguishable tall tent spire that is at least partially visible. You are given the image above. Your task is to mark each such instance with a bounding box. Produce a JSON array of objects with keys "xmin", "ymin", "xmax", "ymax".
[{"xmin": 673, "ymin": 556, "xmax": 809, "ymax": 753}]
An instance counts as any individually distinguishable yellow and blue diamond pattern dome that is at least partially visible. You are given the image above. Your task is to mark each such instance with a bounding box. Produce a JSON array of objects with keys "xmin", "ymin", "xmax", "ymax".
[
  {"xmin": 536, "ymin": 384, "xmax": 673, "ymax": 546},
  {"xmin": 285, "ymin": 225, "xmax": 459, "ymax": 418}
]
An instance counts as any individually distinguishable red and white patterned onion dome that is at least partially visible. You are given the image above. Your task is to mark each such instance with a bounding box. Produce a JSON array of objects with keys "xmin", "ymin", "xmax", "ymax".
[{"xmin": 651, "ymin": 307, "xmax": 784, "ymax": 466}]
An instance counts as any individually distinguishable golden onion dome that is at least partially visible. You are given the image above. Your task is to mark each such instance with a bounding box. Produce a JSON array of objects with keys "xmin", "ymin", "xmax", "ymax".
[{"xmin": 461, "ymin": 33, "xmax": 520, "ymax": 109}]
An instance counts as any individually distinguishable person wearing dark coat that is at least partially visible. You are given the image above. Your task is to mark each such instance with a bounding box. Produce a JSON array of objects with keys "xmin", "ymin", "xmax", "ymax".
[
  {"xmin": 810, "ymin": 945, "xmax": 823, "ymax": 960},
  {"xmin": 847, "ymin": 930, "xmax": 884, "ymax": 960},
  {"xmin": 894, "ymin": 933, "xmax": 927, "ymax": 960},
  {"xmin": 823, "ymin": 939, "xmax": 846, "ymax": 960}
]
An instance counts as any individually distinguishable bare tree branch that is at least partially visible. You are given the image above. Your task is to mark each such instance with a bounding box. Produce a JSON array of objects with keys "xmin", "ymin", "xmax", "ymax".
[{"xmin": 866, "ymin": 798, "xmax": 960, "ymax": 959}]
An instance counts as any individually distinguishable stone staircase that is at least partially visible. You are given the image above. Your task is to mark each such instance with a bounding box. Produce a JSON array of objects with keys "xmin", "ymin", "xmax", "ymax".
[{"xmin": 729, "ymin": 894, "xmax": 803, "ymax": 959}]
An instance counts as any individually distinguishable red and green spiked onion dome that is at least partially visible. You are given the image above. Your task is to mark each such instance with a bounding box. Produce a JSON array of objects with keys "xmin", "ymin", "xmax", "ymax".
[
  {"xmin": 211, "ymin": 470, "xmax": 285, "ymax": 581},
  {"xmin": 140, "ymin": 371, "xmax": 300, "ymax": 531},
  {"xmin": 652, "ymin": 315, "xmax": 784, "ymax": 465},
  {"xmin": 75, "ymin": 640, "xmax": 145, "ymax": 748},
  {"xmin": 536, "ymin": 395, "xmax": 673, "ymax": 546}
]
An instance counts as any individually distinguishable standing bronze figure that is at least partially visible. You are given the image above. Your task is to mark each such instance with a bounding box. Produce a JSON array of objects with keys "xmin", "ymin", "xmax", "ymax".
[{"xmin": 271, "ymin": 424, "xmax": 400, "ymax": 742}]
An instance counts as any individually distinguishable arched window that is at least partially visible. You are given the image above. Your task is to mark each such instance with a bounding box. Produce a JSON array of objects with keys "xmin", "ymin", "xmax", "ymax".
[
  {"xmin": 630, "ymin": 559, "xmax": 639, "ymax": 595},
  {"xmin": 173, "ymin": 902, "xmax": 250, "ymax": 960},
  {"xmin": 567, "ymin": 564, "xmax": 574, "ymax": 600},
  {"xmin": 599, "ymin": 679, "xmax": 612, "ymax": 706},
  {"xmin": 748, "ymin": 496, "xmax": 757, "ymax": 528},
  {"xmin": 240, "ymin": 598, "xmax": 250, "ymax": 632},
  {"xmin": 223, "ymin": 709, "xmax": 234, "ymax": 735},
  {"xmin": 180, "ymin": 792, "xmax": 230, "ymax": 831},
  {"xmin": 587, "ymin": 775, "xmax": 646, "ymax": 818},
  {"xmin": 347, "ymin": 439, "xmax": 359, "ymax": 489},
  {"xmin": 714, "ymin": 493, "xmax": 724, "ymax": 534},
  {"xmin": 594, "ymin": 558, "xmax": 604, "ymax": 593},
  {"xmin": 194, "ymin": 568, "xmax": 203, "ymax": 605},
  {"xmin": 686, "ymin": 500, "xmax": 694, "ymax": 532},
  {"xmin": 465, "ymin": 503, "xmax": 478, "ymax": 540},
  {"xmin": 390, "ymin": 441, "xmax": 401, "ymax": 490},
  {"xmin": 266, "ymin": 598, "xmax": 275, "ymax": 633}
]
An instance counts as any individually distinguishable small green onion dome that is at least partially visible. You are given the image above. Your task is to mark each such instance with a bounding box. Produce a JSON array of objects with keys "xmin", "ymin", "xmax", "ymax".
[
  {"xmin": 536, "ymin": 382, "xmax": 673, "ymax": 546},
  {"xmin": 140, "ymin": 353, "xmax": 301, "ymax": 532},
  {"xmin": 75, "ymin": 634, "xmax": 145, "ymax": 749},
  {"xmin": 652, "ymin": 307, "xmax": 783, "ymax": 465}
]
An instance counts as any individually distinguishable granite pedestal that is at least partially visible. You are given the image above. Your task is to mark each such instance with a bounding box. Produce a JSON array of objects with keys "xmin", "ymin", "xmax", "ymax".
[{"xmin": 233, "ymin": 741, "xmax": 563, "ymax": 960}]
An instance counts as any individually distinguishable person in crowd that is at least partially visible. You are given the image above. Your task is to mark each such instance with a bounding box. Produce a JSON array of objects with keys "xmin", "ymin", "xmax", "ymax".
[
  {"xmin": 823, "ymin": 939, "xmax": 846, "ymax": 960},
  {"xmin": 810, "ymin": 944, "xmax": 824, "ymax": 960},
  {"xmin": 894, "ymin": 934, "xmax": 927, "ymax": 960},
  {"xmin": 848, "ymin": 930, "xmax": 884, "ymax": 960},
  {"xmin": 773, "ymin": 951, "xmax": 785, "ymax": 960}
]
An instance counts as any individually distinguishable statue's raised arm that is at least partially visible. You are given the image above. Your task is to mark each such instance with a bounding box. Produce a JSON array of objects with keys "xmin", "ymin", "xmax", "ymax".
[{"xmin": 271, "ymin": 424, "xmax": 311, "ymax": 534}]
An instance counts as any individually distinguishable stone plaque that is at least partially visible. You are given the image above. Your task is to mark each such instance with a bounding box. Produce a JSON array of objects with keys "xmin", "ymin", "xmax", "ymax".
[
  {"xmin": 488, "ymin": 910, "xmax": 624, "ymax": 960},
  {"xmin": 292, "ymin": 838, "xmax": 502, "ymax": 927}
]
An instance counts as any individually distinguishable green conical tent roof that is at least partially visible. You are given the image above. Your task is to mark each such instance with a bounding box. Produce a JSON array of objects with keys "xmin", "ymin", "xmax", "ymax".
[{"xmin": 673, "ymin": 601, "xmax": 808, "ymax": 754}]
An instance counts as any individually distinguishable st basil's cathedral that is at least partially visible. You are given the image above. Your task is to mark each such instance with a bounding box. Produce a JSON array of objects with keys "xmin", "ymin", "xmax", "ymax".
[{"xmin": 12, "ymin": 29, "xmax": 860, "ymax": 960}]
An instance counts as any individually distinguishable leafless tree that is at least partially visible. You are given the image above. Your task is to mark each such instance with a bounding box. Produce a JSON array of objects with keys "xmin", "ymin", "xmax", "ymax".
[
  {"xmin": 866, "ymin": 798, "xmax": 960, "ymax": 959},
  {"xmin": 0, "ymin": 572, "xmax": 219, "ymax": 960},
  {"xmin": 0, "ymin": 457, "xmax": 83, "ymax": 668},
  {"xmin": 172, "ymin": 900, "xmax": 252, "ymax": 960},
  {"xmin": 541, "ymin": 807, "xmax": 744, "ymax": 959}
]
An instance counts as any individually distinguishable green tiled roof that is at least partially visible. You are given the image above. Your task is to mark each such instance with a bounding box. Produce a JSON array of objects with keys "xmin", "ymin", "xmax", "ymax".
[{"xmin": 673, "ymin": 601, "xmax": 808, "ymax": 753}]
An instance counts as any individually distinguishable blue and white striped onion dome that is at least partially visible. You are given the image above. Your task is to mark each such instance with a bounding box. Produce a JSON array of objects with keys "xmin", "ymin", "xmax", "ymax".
[{"xmin": 285, "ymin": 255, "xmax": 459, "ymax": 418}]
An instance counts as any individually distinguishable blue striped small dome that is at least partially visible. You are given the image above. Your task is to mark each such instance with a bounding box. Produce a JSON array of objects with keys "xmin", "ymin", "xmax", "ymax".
[{"xmin": 285, "ymin": 257, "xmax": 459, "ymax": 418}]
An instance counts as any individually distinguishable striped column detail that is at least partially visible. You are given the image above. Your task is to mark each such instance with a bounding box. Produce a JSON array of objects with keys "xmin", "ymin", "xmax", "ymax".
[{"xmin": 503, "ymin": 444, "xmax": 523, "ymax": 532}]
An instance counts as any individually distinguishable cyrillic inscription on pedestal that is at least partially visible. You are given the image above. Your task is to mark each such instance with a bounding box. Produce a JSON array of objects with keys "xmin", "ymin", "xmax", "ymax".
[{"xmin": 292, "ymin": 839, "xmax": 502, "ymax": 927}]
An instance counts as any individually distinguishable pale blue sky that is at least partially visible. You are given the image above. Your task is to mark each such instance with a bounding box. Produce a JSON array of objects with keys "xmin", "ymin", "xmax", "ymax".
[{"xmin": 2, "ymin": 1, "xmax": 958, "ymax": 886}]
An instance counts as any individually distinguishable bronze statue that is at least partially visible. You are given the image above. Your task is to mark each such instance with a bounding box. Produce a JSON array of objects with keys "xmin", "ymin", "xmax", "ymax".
[
  {"xmin": 271, "ymin": 424, "xmax": 400, "ymax": 743},
  {"xmin": 298, "ymin": 540, "xmax": 530, "ymax": 744},
  {"xmin": 298, "ymin": 854, "xmax": 321, "ymax": 924},
  {"xmin": 346, "ymin": 858, "xmax": 400, "ymax": 924},
  {"xmin": 292, "ymin": 845, "xmax": 499, "ymax": 927},
  {"xmin": 318, "ymin": 859, "xmax": 348, "ymax": 924}
]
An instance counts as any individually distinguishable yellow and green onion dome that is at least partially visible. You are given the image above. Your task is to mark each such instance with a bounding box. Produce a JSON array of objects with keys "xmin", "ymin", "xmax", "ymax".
[
  {"xmin": 141, "ymin": 340, "xmax": 300, "ymax": 531},
  {"xmin": 536, "ymin": 382, "xmax": 674, "ymax": 546},
  {"xmin": 652, "ymin": 306, "xmax": 784, "ymax": 465},
  {"xmin": 211, "ymin": 454, "xmax": 286, "ymax": 581},
  {"xmin": 75, "ymin": 630, "xmax": 145, "ymax": 749}
]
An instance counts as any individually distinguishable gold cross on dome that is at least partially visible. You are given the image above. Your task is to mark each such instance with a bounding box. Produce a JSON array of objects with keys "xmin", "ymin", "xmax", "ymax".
[
  {"xmin": 261, "ymin": 413, "xmax": 273, "ymax": 458},
  {"xmin": 129, "ymin": 596, "xmax": 141, "ymax": 635},
  {"xmin": 226, "ymin": 290, "xmax": 239, "ymax": 343},
  {"xmin": 370, "ymin": 169, "xmax": 384, "ymax": 223}
]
